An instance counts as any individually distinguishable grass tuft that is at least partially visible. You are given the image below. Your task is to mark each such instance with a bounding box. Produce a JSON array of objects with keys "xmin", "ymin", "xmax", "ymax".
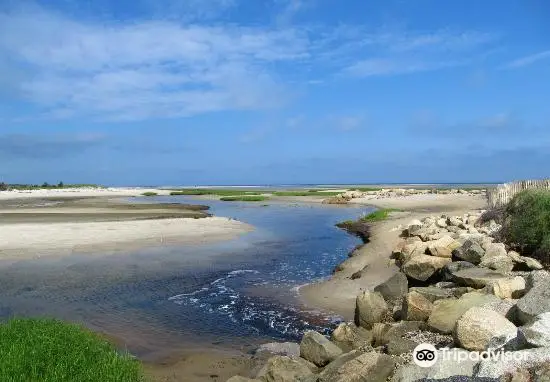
[
  {"xmin": 141, "ymin": 192, "xmax": 157, "ymax": 196},
  {"xmin": 359, "ymin": 208, "xmax": 401, "ymax": 222},
  {"xmin": 219, "ymin": 196, "xmax": 268, "ymax": 202},
  {"xmin": 0, "ymin": 318, "xmax": 144, "ymax": 382}
]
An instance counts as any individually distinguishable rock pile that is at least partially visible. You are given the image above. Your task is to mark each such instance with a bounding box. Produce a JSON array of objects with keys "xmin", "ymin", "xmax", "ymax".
[
  {"xmin": 323, "ymin": 188, "xmax": 485, "ymax": 204},
  {"xmin": 228, "ymin": 211, "xmax": 550, "ymax": 382}
]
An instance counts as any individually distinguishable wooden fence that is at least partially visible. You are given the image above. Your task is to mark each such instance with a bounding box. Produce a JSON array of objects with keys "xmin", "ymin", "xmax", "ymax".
[{"xmin": 487, "ymin": 179, "xmax": 550, "ymax": 208}]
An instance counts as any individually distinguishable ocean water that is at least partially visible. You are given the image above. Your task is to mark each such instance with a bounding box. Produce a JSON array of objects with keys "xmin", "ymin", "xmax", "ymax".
[{"xmin": 0, "ymin": 197, "xmax": 372, "ymax": 357}]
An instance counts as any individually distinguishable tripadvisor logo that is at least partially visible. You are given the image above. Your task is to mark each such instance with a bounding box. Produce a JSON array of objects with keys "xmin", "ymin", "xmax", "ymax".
[
  {"xmin": 413, "ymin": 343, "xmax": 438, "ymax": 367},
  {"xmin": 413, "ymin": 343, "xmax": 529, "ymax": 368}
]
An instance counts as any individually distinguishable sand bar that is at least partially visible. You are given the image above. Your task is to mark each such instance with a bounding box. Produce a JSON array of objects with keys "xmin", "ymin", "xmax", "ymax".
[{"xmin": 0, "ymin": 188, "xmax": 253, "ymax": 258}]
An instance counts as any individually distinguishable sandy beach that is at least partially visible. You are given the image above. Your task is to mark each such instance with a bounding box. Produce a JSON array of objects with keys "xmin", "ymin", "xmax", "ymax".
[
  {"xmin": 0, "ymin": 188, "xmax": 253, "ymax": 258},
  {"xmin": 299, "ymin": 193, "xmax": 488, "ymax": 319}
]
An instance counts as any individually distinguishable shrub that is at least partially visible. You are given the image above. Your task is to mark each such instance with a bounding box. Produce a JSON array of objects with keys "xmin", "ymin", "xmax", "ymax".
[
  {"xmin": 501, "ymin": 189, "xmax": 550, "ymax": 265},
  {"xmin": 0, "ymin": 318, "xmax": 144, "ymax": 382},
  {"xmin": 0, "ymin": 182, "xmax": 8, "ymax": 191}
]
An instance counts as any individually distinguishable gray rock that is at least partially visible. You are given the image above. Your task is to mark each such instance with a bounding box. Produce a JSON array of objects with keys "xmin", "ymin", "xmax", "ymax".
[
  {"xmin": 407, "ymin": 220, "xmax": 424, "ymax": 236},
  {"xmin": 374, "ymin": 272, "xmax": 409, "ymax": 302},
  {"xmin": 441, "ymin": 261, "xmax": 475, "ymax": 282},
  {"xmin": 516, "ymin": 272, "xmax": 550, "ymax": 324},
  {"xmin": 475, "ymin": 348, "xmax": 550, "ymax": 378},
  {"xmin": 261, "ymin": 356, "xmax": 314, "ymax": 382},
  {"xmin": 355, "ymin": 291, "xmax": 389, "ymax": 329},
  {"xmin": 317, "ymin": 350, "xmax": 363, "ymax": 382},
  {"xmin": 534, "ymin": 363, "xmax": 550, "ymax": 382},
  {"xmin": 454, "ymin": 307, "xmax": 518, "ymax": 351},
  {"xmin": 409, "ymin": 287, "xmax": 456, "ymax": 302},
  {"xmin": 429, "ymin": 246, "xmax": 453, "ymax": 259},
  {"xmin": 372, "ymin": 321, "xmax": 426, "ymax": 347},
  {"xmin": 256, "ymin": 342, "xmax": 300, "ymax": 357},
  {"xmin": 403, "ymin": 291, "xmax": 434, "ymax": 321},
  {"xmin": 300, "ymin": 331, "xmax": 343, "ymax": 367},
  {"xmin": 480, "ymin": 254, "xmax": 515, "ymax": 273},
  {"xmin": 518, "ymin": 312, "xmax": 550, "ymax": 348},
  {"xmin": 402, "ymin": 255, "xmax": 452, "ymax": 282},
  {"xmin": 485, "ymin": 243, "xmax": 508, "ymax": 258},
  {"xmin": 521, "ymin": 257, "xmax": 544, "ymax": 270},
  {"xmin": 435, "ymin": 281, "xmax": 457, "ymax": 288},
  {"xmin": 328, "ymin": 352, "xmax": 396, "ymax": 382},
  {"xmin": 427, "ymin": 292, "xmax": 499, "ymax": 334},
  {"xmin": 450, "ymin": 267, "xmax": 509, "ymax": 288},
  {"xmin": 480, "ymin": 299, "xmax": 517, "ymax": 321},
  {"xmin": 452, "ymin": 240, "xmax": 485, "ymax": 264},
  {"xmin": 428, "ymin": 235, "xmax": 462, "ymax": 252},
  {"xmin": 331, "ymin": 322, "xmax": 372, "ymax": 352},
  {"xmin": 391, "ymin": 348, "xmax": 478, "ymax": 382},
  {"xmin": 448, "ymin": 217, "xmax": 462, "ymax": 227},
  {"xmin": 386, "ymin": 337, "xmax": 419, "ymax": 355}
]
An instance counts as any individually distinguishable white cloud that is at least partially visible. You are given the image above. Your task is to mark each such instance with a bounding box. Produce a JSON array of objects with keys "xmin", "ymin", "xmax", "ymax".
[
  {"xmin": 0, "ymin": 3, "xmax": 498, "ymax": 121},
  {"xmin": 502, "ymin": 50, "xmax": 550, "ymax": 69}
]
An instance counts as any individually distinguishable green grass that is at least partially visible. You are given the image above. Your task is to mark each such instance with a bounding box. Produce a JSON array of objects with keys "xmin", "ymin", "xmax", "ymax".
[
  {"xmin": 7, "ymin": 184, "xmax": 104, "ymax": 190},
  {"xmin": 359, "ymin": 208, "xmax": 402, "ymax": 222},
  {"xmin": 0, "ymin": 318, "xmax": 144, "ymax": 382},
  {"xmin": 141, "ymin": 192, "xmax": 157, "ymax": 196},
  {"xmin": 169, "ymin": 188, "xmax": 262, "ymax": 196},
  {"xmin": 219, "ymin": 196, "xmax": 268, "ymax": 202},
  {"xmin": 352, "ymin": 187, "xmax": 382, "ymax": 192},
  {"xmin": 272, "ymin": 191, "xmax": 341, "ymax": 197},
  {"xmin": 502, "ymin": 189, "xmax": 550, "ymax": 265}
]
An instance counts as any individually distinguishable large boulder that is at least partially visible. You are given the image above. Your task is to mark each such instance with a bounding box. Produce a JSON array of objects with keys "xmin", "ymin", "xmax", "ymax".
[
  {"xmin": 261, "ymin": 356, "xmax": 314, "ymax": 382},
  {"xmin": 406, "ymin": 220, "xmax": 423, "ymax": 236},
  {"xmin": 372, "ymin": 321, "xmax": 426, "ymax": 347},
  {"xmin": 519, "ymin": 312, "xmax": 550, "ymax": 348},
  {"xmin": 516, "ymin": 272, "xmax": 550, "ymax": 324},
  {"xmin": 328, "ymin": 352, "xmax": 396, "ymax": 382},
  {"xmin": 409, "ymin": 286, "xmax": 455, "ymax": 302},
  {"xmin": 399, "ymin": 242, "xmax": 429, "ymax": 264},
  {"xmin": 483, "ymin": 276, "xmax": 526, "ymax": 299},
  {"xmin": 331, "ymin": 323, "xmax": 372, "ymax": 352},
  {"xmin": 402, "ymin": 291, "xmax": 434, "ymax": 321},
  {"xmin": 428, "ymin": 292, "xmax": 499, "ymax": 334},
  {"xmin": 441, "ymin": 261, "xmax": 476, "ymax": 281},
  {"xmin": 355, "ymin": 291, "xmax": 388, "ymax": 329},
  {"xmin": 428, "ymin": 246, "xmax": 453, "ymax": 259},
  {"xmin": 317, "ymin": 350, "xmax": 363, "ymax": 382},
  {"xmin": 390, "ymin": 348, "xmax": 478, "ymax": 382},
  {"xmin": 300, "ymin": 331, "xmax": 342, "ymax": 367},
  {"xmin": 475, "ymin": 348, "xmax": 550, "ymax": 379},
  {"xmin": 452, "ymin": 240, "xmax": 485, "ymax": 264},
  {"xmin": 428, "ymin": 235, "xmax": 462, "ymax": 252},
  {"xmin": 256, "ymin": 342, "xmax": 300, "ymax": 357},
  {"xmin": 373, "ymin": 272, "xmax": 408, "ymax": 302},
  {"xmin": 402, "ymin": 255, "xmax": 452, "ymax": 282},
  {"xmin": 449, "ymin": 267, "xmax": 509, "ymax": 288},
  {"xmin": 480, "ymin": 299, "xmax": 517, "ymax": 321},
  {"xmin": 480, "ymin": 253, "xmax": 514, "ymax": 273},
  {"xmin": 454, "ymin": 307, "xmax": 518, "ymax": 351},
  {"xmin": 485, "ymin": 243, "xmax": 508, "ymax": 259}
]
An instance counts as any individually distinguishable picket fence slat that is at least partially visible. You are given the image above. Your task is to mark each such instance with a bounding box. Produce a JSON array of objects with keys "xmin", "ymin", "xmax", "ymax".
[{"xmin": 487, "ymin": 179, "xmax": 550, "ymax": 208}]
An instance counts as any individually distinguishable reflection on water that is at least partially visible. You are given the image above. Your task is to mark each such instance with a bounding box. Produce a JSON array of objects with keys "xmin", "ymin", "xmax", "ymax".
[{"xmin": 0, "ymin": 197, "xmax": 371, "ymax": 357}]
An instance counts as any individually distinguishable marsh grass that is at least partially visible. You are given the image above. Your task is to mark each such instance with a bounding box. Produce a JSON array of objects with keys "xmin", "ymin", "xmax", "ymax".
[
  {"xmin": 170, "ymin": 189, "xmax": 262, "ymax": 196},
  {"xmin": 141, "ymin": 192, "xmax": 157, "ymax": 196},
  {"xmin": 359, "ymin": 208, "xmax": 402, "ymax": 222},
  {"xmin": 272, "ymin": 191, "xmax": 341, "ymax": 197},
  {"xmin": 0, "ymin": 318, "xmax": 144, "ymax": 382},
  {"xmin": 220, "ymin": 196, "xmax": 268, "ymax": 202}
]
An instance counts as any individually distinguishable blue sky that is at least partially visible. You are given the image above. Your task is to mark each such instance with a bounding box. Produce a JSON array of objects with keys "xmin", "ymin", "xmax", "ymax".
[{"xmin": 0, "ymin": 0, "xmax": 549, "ymax": 185}]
